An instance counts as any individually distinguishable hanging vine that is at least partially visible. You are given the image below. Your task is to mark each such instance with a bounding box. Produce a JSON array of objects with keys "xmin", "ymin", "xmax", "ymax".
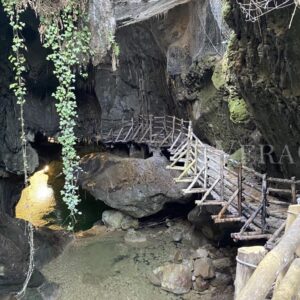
[
  {"xmin": 2, "ymin": 0, "xmax": 28, "ymax": 183},
  {"xmin": 1, "ymin": 1, "xmax": 35, "ymax": 298},
  {"xmin": 38, "ymin": 1, "xmax": 91, "ymax": 229}
]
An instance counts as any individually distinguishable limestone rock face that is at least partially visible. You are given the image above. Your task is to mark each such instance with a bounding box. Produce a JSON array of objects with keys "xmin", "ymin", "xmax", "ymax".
[
  {"xmin": 79, "ymin": 152, "xmax": 190, "ymax": 218},
  {"xmin": 152, "ymin": 263, "xmax": 192, "ymax": 294},
  {"xmin": 225, "ymin": 1, "xmax": 300, "ymax": 176}
]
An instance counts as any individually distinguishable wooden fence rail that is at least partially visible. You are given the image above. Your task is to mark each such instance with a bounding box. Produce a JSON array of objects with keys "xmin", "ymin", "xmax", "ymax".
[{"xmin": 48, "ymin": 114, "xmax": 297, "ymax": 247}]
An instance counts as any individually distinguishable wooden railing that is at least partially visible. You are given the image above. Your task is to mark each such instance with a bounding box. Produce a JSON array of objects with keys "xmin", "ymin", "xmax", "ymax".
[
  {"xmin": 49, "ymin": 114, "xmax": 298, "ymax": 247},
  {"xmin": 95, "ymin": 115, "xmax": 189, "ymax": 147},
  {"xmin": 166, "ymin": 119, "xmax": 299, "ymax": 247}
]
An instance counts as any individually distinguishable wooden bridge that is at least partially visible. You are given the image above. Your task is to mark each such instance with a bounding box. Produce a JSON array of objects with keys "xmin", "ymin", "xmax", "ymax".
[{"xmin": 57, "ymin": 115, "xmax": 299, "ymax": 248}]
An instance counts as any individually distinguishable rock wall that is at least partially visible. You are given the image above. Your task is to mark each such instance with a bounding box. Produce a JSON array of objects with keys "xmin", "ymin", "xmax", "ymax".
[
  {"xmin": 0, "ymin": 8, "xmax": 102, "ymax": 175},
  {"xmin": 225, "ymin": 3, "xmax": 300, "ymax": 176},
  {"xmin": 94, "ymin": 24, "xmax": 177, "ymax": 120},
  {"xmin": 145, "ymin": 0, "xmax": 256, "ymax": 153}
]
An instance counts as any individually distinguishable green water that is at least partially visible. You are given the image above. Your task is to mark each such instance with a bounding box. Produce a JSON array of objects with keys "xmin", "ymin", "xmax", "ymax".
[
  {"xmin": 45, "ymin": 160, "xmax": 109, "ymax": 231},
  {"xmin": 42, "ymin": 229, "xmax": 195, "ymax": 300}
]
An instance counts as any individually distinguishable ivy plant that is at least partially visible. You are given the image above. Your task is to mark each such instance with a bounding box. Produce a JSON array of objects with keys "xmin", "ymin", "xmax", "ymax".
[
  {"xmin": 40, "ymin": 1, "xmax": 91, "ymax": 228},
  {"xmin": 2, "ymin": 0, "xmax": 28, "ymax": 184}
]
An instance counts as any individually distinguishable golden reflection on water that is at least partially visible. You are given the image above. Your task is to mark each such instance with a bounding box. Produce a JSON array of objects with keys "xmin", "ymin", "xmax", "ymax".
[{"xmin": 16, "ymin": 169, "xmax": 56, "ymax": 227}]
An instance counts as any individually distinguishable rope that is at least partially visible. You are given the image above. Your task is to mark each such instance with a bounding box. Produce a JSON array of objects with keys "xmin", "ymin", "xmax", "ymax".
[{"xmin": 236, "ymin": 256, "xmax": 258, "ymax": 269}]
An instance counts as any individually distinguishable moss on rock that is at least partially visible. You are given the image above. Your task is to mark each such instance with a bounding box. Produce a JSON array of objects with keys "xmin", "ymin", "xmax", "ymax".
[
  {"xmin": 212, "ymin": 59, "xmax": 227, "ymax": 90},
  {"xmin": 228, "ymin": 97, "xmax": 250, "ymax": 124}
]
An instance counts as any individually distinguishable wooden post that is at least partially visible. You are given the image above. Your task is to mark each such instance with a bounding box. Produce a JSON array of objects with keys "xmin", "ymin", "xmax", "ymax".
[
  {"xmin": 194, "ymin": 139, "xmax": 198, "ymax": 176},
  {"xmin": 131, "ymin": 117, "xmax": 134, "ymax": 140},
  {"xmin": 100, "ymin": 119, "xmax": 103, "ymax": 138},
  {"xmin": 219, "ymin": 154, "xmax": 224, "ymax": 201},
  {"xmin": 272, "ymin": 258, "xmax": 300, "ymax": 300},
  {"xmin": 237, "ymin": 208, "xmax": 300, "ymax": 300},
  {"xmin": 163, "ymin": 115, "xmax": 167, "ymax": 134},
  {"xmin": 172, "ymin": 116, "xmax": 175, "ymax": 142},
  {"xmin": 149, "ymin": 114, "xmax": 153, "ymax": 143},
  {"xmin": 140, "ymin": 115, "xmax": 144, "ymax": 141},
  {"xmin": 234, "ymin": 246, "xmax": 268, "ymax": 299},
  {"xmin": 291, "ymin": 176, "xmax": 296, "ymax": 204},
  {"xmin": 185, "ymin": 121, "xmax": 192, "ymax": 169},
  {"xmin": 237, "ymin": 163, "xmax": 243, "ymax": 216},
  {"xmin": 204, "ymin": 147, "xmax": 208, "ymax": 189},
  {"xmin": 285, "ymin": 204, "xmax": 300, "ymax": 257},
  {"xmin": 180, "ymin": 118, "xmax": 184, "ymax": 135},
  {"xmin": 261, "ymin": 174, "xmax": 268, "ymax": 232}
]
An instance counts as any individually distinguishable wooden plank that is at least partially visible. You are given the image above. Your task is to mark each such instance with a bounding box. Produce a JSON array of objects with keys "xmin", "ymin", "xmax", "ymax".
[
  {"xmin": 238, "ymin": 164, "xmax": 243, "ymax": 217},
  {"xmin": 195, "ymin": 176, "xmax": 220, "ymax": 205},
  {"xmin": 264, "ymin": 221, "xmax": 286, "ymax": 250},
  {"xmin": 169, "ymin": 149, "xmax": 187, "ymax": 168},
  {"xmin": 183, "ymin": 166, "xmax": 205, "ymax": 192},
  {"xmin": 182, "ymin": 187, "xmax": 207, "ymax": 194},
  {"xmin": 217, "ymin": 188, "xmax": 239, "ymax": 219},
  {"xmin": 196, "ymin": 201, "xmax": 227, "ymax": 206},
  {"xmin": 213, "ymin": 216, "xmax": 242, "ymax": 223},
  {"xmin": 166, "ymin": 166, "xmax": 185, "ymax": 171},
  {"xmin": 291, "ymin": 176, "xmax": 296, "ymax": 204},
  {"xmin": 175, "ymin": 159, "xmax": 196, "ymax": 181},
  {"xmin": 268, "ymin": 188, "xmax": 292, "ymax": 194},
  {"xmin": 239, "ymin": 203, "xmax": 263, "ymax": 235},
  {"xmin": 231, "ymin": 233, "xmax": 272, "ymax": 241},
  {"xmin": 261, "ymin": 174, "xmax": 268, "ymax": 231},
  {"xmin": 204, "ymin": 147, "xmax": 208, "ymax": 188},
  {"xmin": 219, "ymin": 154, "xmax": 225, "ymax": 202},
  {"xmin": 174, "ymin": 178, "xmax": 194, "ymax": 183}
]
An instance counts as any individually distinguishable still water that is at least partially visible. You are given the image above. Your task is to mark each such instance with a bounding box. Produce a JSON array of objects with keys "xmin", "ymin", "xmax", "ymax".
[{"xmin": 42, "ymin": 230, "xmax": 183, "ymax": 300}]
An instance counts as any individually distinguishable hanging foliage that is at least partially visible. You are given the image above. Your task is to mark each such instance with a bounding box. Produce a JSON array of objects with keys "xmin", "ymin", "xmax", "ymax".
[
  {"xmin": 2, "ymin": 0, "xmax": 28, "ymax": 184},
  {"xmin": 39, "ymin": 1, "xmax": 91, "ymax": 228},
  {"xmin": 1, "ymin": 0, "xmax": 92, "ymax": 229},
  {"xmin": 1, "ymin": 1, "xmax": 34, "ymax": 298}
]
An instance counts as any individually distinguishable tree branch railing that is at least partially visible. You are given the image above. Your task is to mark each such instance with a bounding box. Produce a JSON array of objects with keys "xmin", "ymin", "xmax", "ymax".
[{"xmin": 47, "ymin": 114, "xmax": 297, "ymax": 246}]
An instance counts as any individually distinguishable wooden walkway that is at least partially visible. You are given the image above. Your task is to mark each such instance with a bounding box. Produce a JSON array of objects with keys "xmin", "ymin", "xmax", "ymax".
[
  {"xmin": 95, "ymin": 115, "xmax": 189, "ymax": 147},
  {"xmin": 56, "ymin": 115, "xmax": 298, "ymax": 248}
]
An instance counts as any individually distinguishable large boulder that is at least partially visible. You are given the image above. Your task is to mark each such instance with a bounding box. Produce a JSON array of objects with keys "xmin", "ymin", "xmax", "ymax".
[
  {"xmin": 0, "ymin": 213, "xmax": 71, "ymax": 295},
  {"xmin": 79, "ymin": 152, "xmax": 190, "ymax": 218}
]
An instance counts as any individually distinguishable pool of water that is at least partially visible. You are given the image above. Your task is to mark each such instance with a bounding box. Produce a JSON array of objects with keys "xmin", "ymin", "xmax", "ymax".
[{"xmin": 42, "ymin": 228, "xmax": 194, "ymax": 300}]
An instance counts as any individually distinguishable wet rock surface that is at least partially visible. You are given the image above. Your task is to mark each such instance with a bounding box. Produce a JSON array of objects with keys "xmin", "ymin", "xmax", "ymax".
[
  {"xmin": 152, "ymin": 263, "xmax": 192, "ymax": 294},
  {"xmin": 124, "ymin": 229, "xmax": 147, "ymax": 244},
  {"xmin": 225, "ymin": 2, "xmax": 300, "ymax": 176},
  {"xmin": 0, "ymin": 213, "xmax": 71, "ymax": 297},
  {"xmin": 79, "ymin": 152, "xmax": 191, "ymax": 218}
]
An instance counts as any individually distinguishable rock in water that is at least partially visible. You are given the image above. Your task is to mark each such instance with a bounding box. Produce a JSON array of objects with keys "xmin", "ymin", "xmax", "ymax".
[
  {"xmin": 124, "ymin": 229, "xmax": 147, "ymax": 243},
  {"xmin": 79, "ymin": 152, "xmax": 190, "ymax": 218},
  {"xmin": 102, "ymin": 210, "xmax": 125, "ymax": 229},
  {"xmin": 152, "ymin": 263, "xmax": 192, "ymax": 294},
  {"xmin": 193, "ymin": 257, "xmax": 216, "ymax": 279},
  {"xmin": 102, "ymin": 210, "xmax": 139, "ymax": 230}
]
